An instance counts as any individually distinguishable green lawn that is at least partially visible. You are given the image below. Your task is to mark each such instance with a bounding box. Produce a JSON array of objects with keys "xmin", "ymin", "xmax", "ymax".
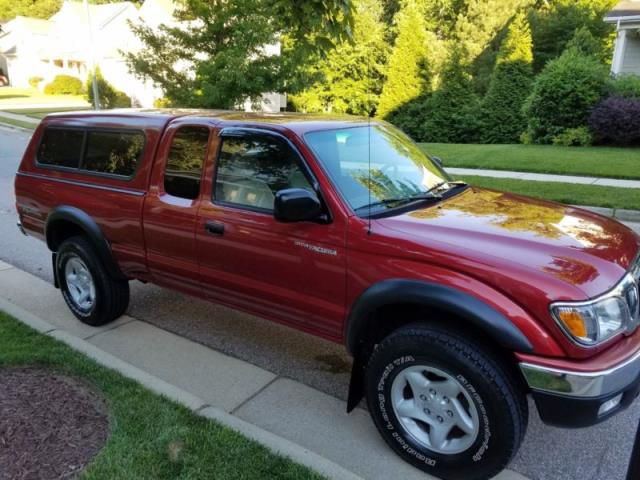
[
  {"xmin": 421, "ymin": 143, "xmax": 640, "ymax": 180},
  {"xmin": 0, "ymin": 87, "xmax": 88, "ymax": 106},
  {"xmin": 459, "ymin": 175, "xmax": 640, "ymax": 210},
  {"xmin": 0, "ymin": 311, "xmax": 323, "ymax": 480},
  {"xmin": 0, "ymin": 115, "xmax": 37, "ymax": 130}
]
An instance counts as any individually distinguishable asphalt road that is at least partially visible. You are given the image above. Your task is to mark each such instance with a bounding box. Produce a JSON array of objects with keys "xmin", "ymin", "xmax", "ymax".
[{"xmin": 1, "ymin": 126, "xmax": 639, "ymax": 480}]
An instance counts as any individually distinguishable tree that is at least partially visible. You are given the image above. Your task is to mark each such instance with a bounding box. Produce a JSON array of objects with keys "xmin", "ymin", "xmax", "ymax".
[
  {"xmin": 377, "ymin": 0, "xmax": 429, "ymax": 119},
  {"xmin": 528, "ymin": 0, "xmax": 617, "ymax": 72},
  {"xmin": 289, "ymin": 0, "xmax": 388, "ymax": 116},
  {"xmin": 421, "ymin": 48, "xmax": 482, "ymax": 143},
  {"xmin": 86, "ymin": 68, "xmax": 131, "ymax": 109},
  {"xmin": 124, "ymin": 0, "xmax": 353, "ymax": 109},
  {"xmin": 480, "ymin": 12, "xmax": 534, "ymax": 143},
  {"xmin": 523, "ymin": 47, "xmax": 609, "ymax": 144}
]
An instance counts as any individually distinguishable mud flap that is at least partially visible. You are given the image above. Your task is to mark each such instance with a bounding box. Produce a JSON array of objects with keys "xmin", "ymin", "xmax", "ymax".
[{"xmin": 347, "ymin": 351, "xmax": 366, "ymax": 413}]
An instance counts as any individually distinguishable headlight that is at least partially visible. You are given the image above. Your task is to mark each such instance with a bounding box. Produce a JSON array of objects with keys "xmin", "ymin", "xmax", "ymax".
[{"xmin": 551, "ymin": 273, "xmax": 639, "ymax": 346}]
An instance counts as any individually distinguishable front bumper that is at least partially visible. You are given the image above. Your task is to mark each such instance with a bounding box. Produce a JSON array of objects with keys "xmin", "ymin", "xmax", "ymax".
[{"xmin": 520, "ymin": 349, "xmax": 640, "ymax": 428}]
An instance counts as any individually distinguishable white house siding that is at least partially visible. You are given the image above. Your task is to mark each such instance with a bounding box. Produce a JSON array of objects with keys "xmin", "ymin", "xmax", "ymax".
[{"xmin": 621, "ymin": 31, "xmax": 640, "ymax": 74}]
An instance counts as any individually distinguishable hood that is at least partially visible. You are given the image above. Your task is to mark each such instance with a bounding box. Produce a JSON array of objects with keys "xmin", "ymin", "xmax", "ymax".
[{"xmin": 378, "ymin": 187, "xmax": 639, "ymax": 298}]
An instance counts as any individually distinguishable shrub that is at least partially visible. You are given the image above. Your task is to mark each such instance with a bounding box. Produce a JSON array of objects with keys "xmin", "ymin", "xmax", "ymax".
[
  {"xmin": 552, "ymin": 127, "xmax": 592, "ymax": 146},
  {"xmin": 28, "ymin": 76, "xmax": 44, "ymax": 89},
  {"xmin": 420, "ymin": 51, "xmax": 482, "ymax": 143},
  {"xmin": 480, "ymin": 13, "xmax": 534, "ymax": 144},
  {"xmin": 86, "ymin": 69, "xmax": 132, "ymax": 109},
  {"xmin": 608, "ymin": 74, "xmax": 640, "ymax": 99},
  {"xmin": 588, "ymin": 96, "xmax": 640, "ymax": 146},
  {"xmin": 523, "ymin": 49, "xmax": 609, "ymax": 144},
  {"xmin": 43, "ymin": 75, "xmax": 84, "ymax": 95}
]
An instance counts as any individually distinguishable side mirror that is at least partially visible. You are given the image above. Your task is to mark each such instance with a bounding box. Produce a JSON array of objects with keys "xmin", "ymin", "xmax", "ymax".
[
  {"xmin": 432, "ymin": 156, "xmax": 444, "ymax": 168},
  {"xmin": 274, "ymin": 188, "xmax": 323, "ymax": 223}
]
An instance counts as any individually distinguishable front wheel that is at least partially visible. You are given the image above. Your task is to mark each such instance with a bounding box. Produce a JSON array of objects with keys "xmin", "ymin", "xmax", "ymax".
[
  {"xmin": 365, "ymin": 324, "xmax": 527, "ymax": 480},
  {"xmin": 56, "ymin": 236, "xmax": 130, "ymax": 326}
]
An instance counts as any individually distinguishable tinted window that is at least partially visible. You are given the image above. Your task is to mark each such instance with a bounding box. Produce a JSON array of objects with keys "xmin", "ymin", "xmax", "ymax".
[
  {"xmin": 215, "ymin": 135, "xmax": 313, "ymax": 211},
  {"xmin": 38, "ymin": 129, "xmax": 84, "ymax": 168},
  {"xmin": 164, "ymin": 126, "xmax": 209, "ymax": 200},
  {"xmin": 84, "ymin": 131, "xmax": 144, "ymax": 176}
]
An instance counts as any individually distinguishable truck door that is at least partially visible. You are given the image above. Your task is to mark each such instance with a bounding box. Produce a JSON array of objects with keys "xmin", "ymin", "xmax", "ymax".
[
  {"xmin": 196, "ymin": 128, "xmax": 347, "ymax": 341},
  {"xmin": 143, "ymin": 121, "xmax": 211, "ymax": 296}
]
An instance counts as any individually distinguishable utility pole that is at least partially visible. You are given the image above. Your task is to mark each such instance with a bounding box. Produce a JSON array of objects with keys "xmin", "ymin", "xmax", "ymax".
[{"xmin": 83, "ymin": 0, "xmax": 100, "ymax": 110}]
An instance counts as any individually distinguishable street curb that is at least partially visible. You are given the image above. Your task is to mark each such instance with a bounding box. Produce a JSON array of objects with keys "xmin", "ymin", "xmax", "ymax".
[
  {"xmin": 0, "ymin": 122, "xmax": 35, "ymax": 133},
  {"xmin": 0, "ymin": 296, "xmax": 364, "ymax": 480}
]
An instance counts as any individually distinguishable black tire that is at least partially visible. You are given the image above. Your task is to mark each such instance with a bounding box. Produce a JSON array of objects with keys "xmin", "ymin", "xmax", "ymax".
[
  {"xmin": 365, "ymin": 323, "xmax": 527, "ymax": 480},
  {"xmin": 56, "ymin": 236, "xmax": 129, "ymax": 326}
]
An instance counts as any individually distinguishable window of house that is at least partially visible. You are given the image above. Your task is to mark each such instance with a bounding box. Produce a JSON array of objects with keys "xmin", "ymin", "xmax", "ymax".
[
  {"xmin": 214, "ymin": 134, "xmax": 314, "ymax": 211},
  {"xmin": 164, "ymin": 126, "xmax": 210, "ymax": 200},
  {"xmin": 37, "ymin": 128, "xmax": 85, "ymax": 168},
  {"xmin": 83, "ymin": 131, "xmax": 144, "ymax": 177}
]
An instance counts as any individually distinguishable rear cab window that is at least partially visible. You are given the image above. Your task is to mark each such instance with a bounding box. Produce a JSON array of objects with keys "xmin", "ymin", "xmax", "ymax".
[{"xmin": 36, "ymin": 127, "xmax": 145, "ymax": 179}]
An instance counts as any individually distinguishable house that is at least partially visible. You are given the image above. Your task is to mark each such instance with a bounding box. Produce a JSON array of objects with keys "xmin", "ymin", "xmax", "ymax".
[
  {"xmin": 0, "ymin": 0, "xmax": 285, "ymax": 110},
  {"xmin": 605, "ymin": 0, "xmax": 640, "ymax": 75}
]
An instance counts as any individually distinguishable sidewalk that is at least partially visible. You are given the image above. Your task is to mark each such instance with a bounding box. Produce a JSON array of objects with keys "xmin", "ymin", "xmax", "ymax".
[
  {"xmin": 447, "ymin": 167, "xmax": 640, "ymax": 190},
  {"xmin": 0, "ymin": 259, "xmax": 527, "ymax": 480}
]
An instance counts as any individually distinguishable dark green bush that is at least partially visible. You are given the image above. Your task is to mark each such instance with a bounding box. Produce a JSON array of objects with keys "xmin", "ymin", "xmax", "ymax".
[
  {"xmin": 419, "ymin": 53, "xmax": 482, "ymax": 143},
  {"xmin": 43, "ymin": 75, "xmax": 84, "ymax": 95},
  {"xmin": 480, "ymin": 13, "xmax": 533, "ymax": 144},
  {"xmin": 523, "ymin": 49, "xmax": 609, "ymax": 144},
  {"xmin": 86, "ymin": 69, "xmax": 132, "ymax": 109}
]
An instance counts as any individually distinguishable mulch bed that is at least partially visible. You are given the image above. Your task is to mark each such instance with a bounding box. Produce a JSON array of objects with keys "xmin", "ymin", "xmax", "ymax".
[{"xmin": 0, "ymin": 368, "xmax": 109, "ymax": 480}]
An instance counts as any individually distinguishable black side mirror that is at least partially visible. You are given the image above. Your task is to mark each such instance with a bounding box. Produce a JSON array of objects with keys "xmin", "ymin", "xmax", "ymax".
[
  {"xmin": 432, "ymin": 156, "xmax": 444, "ymax": 168},
  {"xmin": 274, "ymin": 188, "xmax": 323, "ymax": 222}
]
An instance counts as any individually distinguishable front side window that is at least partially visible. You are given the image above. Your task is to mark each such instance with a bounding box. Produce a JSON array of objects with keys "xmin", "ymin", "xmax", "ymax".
[
  {"xmin": 37, "ymin": 128, "xmax": 84, "ymax": 168},
  {"xmin": 214, "ymin": 134, "xmax": 314, "ymax": 211},
  {"xmin": 305, "ymin": 124, "xmax": 454, "ymax": 214},
  {"xmin": 164, "ymin": 126, "xmax": 210, "ymax": 200},
  {"xmin": 84, "ymin": 131, "xmax": 144, "ymax": 176}
]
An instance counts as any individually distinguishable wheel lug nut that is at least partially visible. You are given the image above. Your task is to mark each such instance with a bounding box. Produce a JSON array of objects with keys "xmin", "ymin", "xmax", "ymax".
[
  {"xmin": 443, "ymin": 396, "xmax": 449, "ymax": 403},
  {"xmin": 447, "ymin": 410, "xmax": 454, "ymax": 417},
  {"xmin": 429, "ymin": 388, "xmax": 436, "ymax": 395},
  {"xmin": 424, "ymin": 408, "xmax": 431, "ymax": 415},
  {"xmin": 419, "ymin": 394, "xmax": 427, "ymax": 401},
  {"xmin": 437, "ymin": 416, "xmax": 444, "ymax": 423}
]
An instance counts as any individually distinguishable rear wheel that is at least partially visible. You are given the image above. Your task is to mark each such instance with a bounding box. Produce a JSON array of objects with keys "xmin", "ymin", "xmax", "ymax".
[
  {"xmin": 56, "ymin": 236, "xmax": 129, "ymax": 326},
  {"xmin": 365, "ymin": 324, "xmax": 527, "ymax": 480}
]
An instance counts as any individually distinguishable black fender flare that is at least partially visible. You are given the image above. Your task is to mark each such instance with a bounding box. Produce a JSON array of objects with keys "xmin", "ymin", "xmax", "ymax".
[
  {"xmin": 45, "ymin": 206, "xmax": 126, "ymax": 281},
  {"xmin": 344, "ymin": 279, "xmax": 533, "ymax": 412}
]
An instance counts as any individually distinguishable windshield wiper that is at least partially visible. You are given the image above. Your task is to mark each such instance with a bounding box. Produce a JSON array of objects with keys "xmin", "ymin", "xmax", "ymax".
[
  {"xmin": 425, "ymin": 180, "xmax": 467, "ymax": 195},
  {"xmin": 354, "ymin": 192, "xmax": 442, "ymax": 213}
]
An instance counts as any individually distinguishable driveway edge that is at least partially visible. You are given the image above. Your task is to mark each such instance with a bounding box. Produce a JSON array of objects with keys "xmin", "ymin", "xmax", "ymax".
[{"xmin": 0, "ymin": 296, "xmax": 364, "ymax": 480}]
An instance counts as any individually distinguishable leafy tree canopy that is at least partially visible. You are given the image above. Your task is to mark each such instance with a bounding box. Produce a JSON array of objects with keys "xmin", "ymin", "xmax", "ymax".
[
  {"xmin": 125, "ymin": 0, "xmax": 353, "ymax": 109},
  {"xmin": 289, "ymin": 0, "xmax": 388, "ymax": 116}
]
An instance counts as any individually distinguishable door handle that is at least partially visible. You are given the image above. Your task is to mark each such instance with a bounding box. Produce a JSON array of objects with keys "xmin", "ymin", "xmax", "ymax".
[{"xmin": 204, "ymin": 221, "xmax": 225, "ymax": 236}]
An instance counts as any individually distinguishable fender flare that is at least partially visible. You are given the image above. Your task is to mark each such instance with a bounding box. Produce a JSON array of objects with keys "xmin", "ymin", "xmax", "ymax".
[
  {"xmin": 45, "ymin": 206, "xmax": 126, "ymax": 280},
  {"xmin": 344, "ymin": 279, "xmax": 533, "ymax": 412}
]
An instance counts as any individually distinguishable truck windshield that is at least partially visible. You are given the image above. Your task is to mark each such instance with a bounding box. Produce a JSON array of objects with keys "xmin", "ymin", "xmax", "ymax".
[{"xmin": 305, "ymin": 124, "xmax": 456, "ymax": 214}]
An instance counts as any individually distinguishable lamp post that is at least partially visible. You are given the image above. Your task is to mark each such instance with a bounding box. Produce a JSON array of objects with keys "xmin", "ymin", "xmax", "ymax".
[{"xmin": 83, "ymin": 0, "xmax": 100, "ymax": 110}]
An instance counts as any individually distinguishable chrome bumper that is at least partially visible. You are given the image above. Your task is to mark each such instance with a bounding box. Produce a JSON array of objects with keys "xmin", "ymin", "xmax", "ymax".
[{"xmin": 520, "ymin": 348, "xmax": 640, "ymax": 398}]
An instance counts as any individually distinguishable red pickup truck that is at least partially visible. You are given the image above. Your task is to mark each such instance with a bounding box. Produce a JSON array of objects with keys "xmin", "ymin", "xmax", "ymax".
[{"xmin": 15, "ymin": 110, "xmax": 640, "ymax": 480}]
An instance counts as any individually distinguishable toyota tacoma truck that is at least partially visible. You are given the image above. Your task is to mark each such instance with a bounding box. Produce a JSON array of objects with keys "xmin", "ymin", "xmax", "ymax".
[{"xmin": 14, "ymin": 110, "xmax": 640, "ymax": 480}]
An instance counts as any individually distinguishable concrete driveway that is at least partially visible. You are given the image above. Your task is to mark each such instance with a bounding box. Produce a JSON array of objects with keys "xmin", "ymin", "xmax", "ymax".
[{"xmin": 1, "ymin": 126, "xmax": 638, "ymax": 480}]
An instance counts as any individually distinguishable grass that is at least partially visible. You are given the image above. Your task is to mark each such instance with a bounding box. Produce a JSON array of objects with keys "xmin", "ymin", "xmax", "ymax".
[
  {"xmin": 421, "ymin": 143, "xmax": 640, "ymax": 180},
  {"xmin": 0, "ymin": 311, "xmax": 323, "ymax": 480},
  {"xmin": 5, "ymin": 106, "xmax": 92, "ymax": 119},
  {"xmin": 0, "ymin": 87, "xmax": 87, "ymax": 106},
  {"xmin": 0, "ymin": 115, "xmax": 37, "ymax": 130},
  {"xmin": 459, "ymin": 175, "xmax": 640, "ymax": 210}
]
